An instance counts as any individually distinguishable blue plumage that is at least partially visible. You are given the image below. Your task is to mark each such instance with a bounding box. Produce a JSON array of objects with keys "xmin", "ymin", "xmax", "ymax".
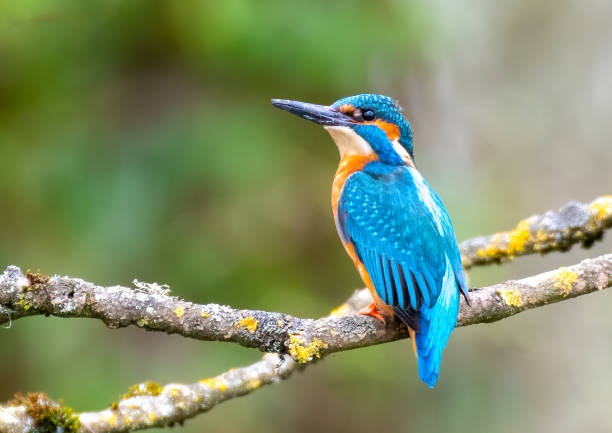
[
  {"xmin": 271, "ymin": 93, "xmax": 468, "ymax": 388},
  {"xmin": 332, "ymin": 94, "xmax": 414, "ymax": 158},
  {"xmin": 338, "ymin": 164, "xmax": 467, "ymax": 387}
]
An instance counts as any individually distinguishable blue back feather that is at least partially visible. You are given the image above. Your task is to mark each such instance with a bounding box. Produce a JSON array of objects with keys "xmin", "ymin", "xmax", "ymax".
[{"xmin": 337, "ymin": 163, "xmax": 467, "ymax": 387}]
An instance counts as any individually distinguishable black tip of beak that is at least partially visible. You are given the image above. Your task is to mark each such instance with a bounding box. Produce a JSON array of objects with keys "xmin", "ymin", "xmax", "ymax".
[{"xmin": 271, "ymin": 99, "xmax": 352, "ymax": 127}]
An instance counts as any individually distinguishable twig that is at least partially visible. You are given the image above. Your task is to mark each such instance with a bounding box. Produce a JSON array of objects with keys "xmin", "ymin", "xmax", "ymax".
[{"xmin": 460, "ymin": 196, "xmax": 611, "ymax": 268}]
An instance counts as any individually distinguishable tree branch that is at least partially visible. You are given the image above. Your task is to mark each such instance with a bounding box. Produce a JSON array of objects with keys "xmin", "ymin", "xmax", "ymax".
[
  {"xmin": 1, "ymin": 254, "xmax": 610, "ymax": 433},
  {"xmin": 460, "ymin": 195, "xmax": 611, "ymax": 269},
  {"xmin": 0, "ymin": 196, "xmax": 610, "ymax": 433}
]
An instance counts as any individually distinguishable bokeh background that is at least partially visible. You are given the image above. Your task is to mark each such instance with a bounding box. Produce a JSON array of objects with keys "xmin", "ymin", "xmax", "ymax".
[{"xmin": 1, "ymin": 1, "xmax": 611, "ymax": 432}]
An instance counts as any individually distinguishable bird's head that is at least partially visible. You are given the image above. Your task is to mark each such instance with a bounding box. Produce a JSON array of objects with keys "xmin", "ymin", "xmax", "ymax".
[{"xmin": 272, "ymin": 94, "xmax": 414, "ymax": 166}]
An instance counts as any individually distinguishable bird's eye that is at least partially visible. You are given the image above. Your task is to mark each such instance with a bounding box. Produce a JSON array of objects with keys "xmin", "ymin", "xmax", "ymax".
[{"xmin": 362, "ymin": 110, "xmax": 376, "ymax": 121}]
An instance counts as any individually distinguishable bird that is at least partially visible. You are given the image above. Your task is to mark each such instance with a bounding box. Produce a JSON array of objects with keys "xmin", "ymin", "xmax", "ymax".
[{"xmin": 271, "ymin": 94, "xmax": 469, "ymax": 387}]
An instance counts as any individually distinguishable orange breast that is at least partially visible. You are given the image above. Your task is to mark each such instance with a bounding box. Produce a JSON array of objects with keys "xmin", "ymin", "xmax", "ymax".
[{"xmin": 331, "ymin": 154, "xmax": 376, "ymax": 222}]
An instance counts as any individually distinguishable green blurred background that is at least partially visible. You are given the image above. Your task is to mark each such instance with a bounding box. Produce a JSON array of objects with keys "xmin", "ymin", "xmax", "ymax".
[{"xmin": 1, "ymin": 1, "xmax": 611, "ymax": 432}]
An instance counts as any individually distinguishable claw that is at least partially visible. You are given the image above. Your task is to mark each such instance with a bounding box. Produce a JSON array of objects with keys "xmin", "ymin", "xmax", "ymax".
[{"xmin": 358, "ymin": 301, "xmax": 386, "ymax": 324}]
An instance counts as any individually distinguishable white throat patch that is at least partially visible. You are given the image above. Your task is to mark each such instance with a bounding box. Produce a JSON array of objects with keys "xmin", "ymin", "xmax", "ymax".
[
  {"xmin": 324, "ymin": 126, "xmax": 374, "ymax": 158},
  {"xmin": 391, "ymin": 139, "xmax": 414, "ymax": 166},
  {"xmin": 325, "ymin": 126, "xmax": 413, "ymax": 166}
]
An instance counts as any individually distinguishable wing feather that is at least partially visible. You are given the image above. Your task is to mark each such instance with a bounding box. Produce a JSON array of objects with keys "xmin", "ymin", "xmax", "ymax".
[{"xmin": 337, "ymin": 164, "xmax": 464, "ymax": 320}]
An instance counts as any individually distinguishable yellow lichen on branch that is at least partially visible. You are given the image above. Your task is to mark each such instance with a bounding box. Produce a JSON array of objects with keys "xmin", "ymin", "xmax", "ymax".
[
  {"xmin": 497, "ymin": 288, "xmax": 523, "ymax": 307},
  {"xmin": 199, "ymin": 377, "xmax": 227, "ymax": 391},
  {"xmin": 589, "ymin": 195, "xmax": 612, "ymax": 221},
  {"xmin": 553, "ymin": 267, "xmax": 579, "ymax": 296},
  {"xmin": 476, "ymin": 219, "xmax": 531, "ymax": 261},
  {"xmin": 287, "ymin": 334, "xmax": 328, "ymax": 363},
  {"xmin": 236, "ymin": 316, "xmax": 258, "ymax": 333},
  {"xmin": 120, "ymin": 381, "xmax": 164, "ymax": 400},
  {"xmin": 173, "ymin": 306, "xmax": 185, "ymax": 318},
  {"xmin": 462, "ymin": 196, "xmax": 612, "ymax": 269},
  {"xmin": 507, "ymin": 220, "xmax": 531, "ymax": 254}
]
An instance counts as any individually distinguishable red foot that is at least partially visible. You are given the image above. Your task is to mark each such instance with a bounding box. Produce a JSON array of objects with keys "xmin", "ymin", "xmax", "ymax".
[{"xmin": 358, "ymin": 302, "xmax": 386, "ymax": 324}]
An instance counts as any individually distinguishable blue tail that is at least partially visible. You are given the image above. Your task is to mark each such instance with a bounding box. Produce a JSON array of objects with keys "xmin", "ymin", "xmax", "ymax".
[{"xmin": 415, "ymin": 256, "xmax": 460, "ymax": 388}]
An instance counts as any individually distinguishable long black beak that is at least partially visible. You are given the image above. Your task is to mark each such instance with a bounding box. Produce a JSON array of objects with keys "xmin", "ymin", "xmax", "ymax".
[{"xmin": 271, "ymin": 99, "xmax": 353, "ymax": 126}]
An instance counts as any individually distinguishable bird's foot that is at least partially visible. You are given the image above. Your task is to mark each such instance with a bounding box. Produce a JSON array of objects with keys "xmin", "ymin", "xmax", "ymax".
[{"xmin": 358, "ymin": 302, "xmax": 386, "ymax": 324}]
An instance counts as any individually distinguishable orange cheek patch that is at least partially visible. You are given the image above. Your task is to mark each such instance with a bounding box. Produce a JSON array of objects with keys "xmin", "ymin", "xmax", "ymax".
[
  {"xmin": 365, "ymin": 120, "xmax": 401, "ymax": 141},
  {"xmin": 338, "ymin": 104, "xmax": 355, "ymax": 114}
]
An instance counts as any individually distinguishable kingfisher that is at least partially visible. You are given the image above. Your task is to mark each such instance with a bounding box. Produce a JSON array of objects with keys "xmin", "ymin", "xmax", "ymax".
[{"xmin": 272, "ymin": 94, "xmax": 469, "ymax": 387}]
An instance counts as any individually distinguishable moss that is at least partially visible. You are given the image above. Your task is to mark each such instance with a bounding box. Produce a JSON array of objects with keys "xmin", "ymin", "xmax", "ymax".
[
  {"xmin": 287, "ymin": 333, "xmax": 328, "ymax": 363},
  {"xmin": 8, "ymin": 392, "xmax": 80, "ymax": 433},
  {"xmin": 553, "ymin": 267, "xmax": 579, "ymax": 296},
  {"xmin": 173, "ymin": 306, "xmax": 185, "ymax": 318},
  {"xmin": 26, "ymin": 270, "xmax": 49, "ymax": 291},
  {"xmin": 235, "ymin": 316, "xmax": 258, "ymax": 333},
  {"xmin": 497, "ymin": 288, "xmax": 523, "ymax": 307},
  {"xmin": 120, "ymin": 381, "xmax": 164, "ymax": 400}
]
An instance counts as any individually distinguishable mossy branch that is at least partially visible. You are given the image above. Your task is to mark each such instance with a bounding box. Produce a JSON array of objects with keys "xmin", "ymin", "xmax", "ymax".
[
  {"xmin": 0, "ymin": 196, "xmax": 610, "ymax": 433},
  {"xmin": 460, "ymin": 195, "xmax": 611, "ymax": 269},
  {"xmin": 1, "ymin": 254, "xmax": 610, "ymax": 433}
]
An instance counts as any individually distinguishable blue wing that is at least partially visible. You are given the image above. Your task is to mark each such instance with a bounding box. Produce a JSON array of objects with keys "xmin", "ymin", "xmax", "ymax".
[{"xmin": 337, "ymin": 163, "xmax": 468, "ymax": 387}]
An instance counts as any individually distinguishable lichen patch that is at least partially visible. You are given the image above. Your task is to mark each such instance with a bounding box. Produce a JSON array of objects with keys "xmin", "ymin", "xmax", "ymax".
[
  {"xmin": 236, "ymin": 316, "xmax": 258, "ymax": 333},
  {"xmin": 199, "ymin": 378, "xmax": 227, "ymax": 391},
  {"xmin": 287, "ymin": 334, "xmax": 328, "ymax": 363},
  {"xmin": 497, "ymin": 288, "xmax": 523, "ymax": 307},
  {"xmin": 106, "ymin": 411, "xmax": 118, "ymax": 426},
  {"xmin": 475, "ymin": 220, "xmax": 533, "ymax": 262},
  {"xmin": 553, "ymin": 267, "xmax": 579, "ymax": 296},
  {"xmin": 120, "ymin": 381, "xmax": 163, "ymax": 400},
  {"xmin": 589, "ymin": 195, "xmax": 612, "ymax": 221},
  {"xmin": 173, "ymin": 306, "xmax": 185, "ymax": 318},
  {"xmin": 17, "ymin": 294, "xmax": 32, "ymax": 311},
  {"xmin": 507, "ymin": 220, "xmax": 531, "ymax": 255},
  {"xmin": 245, "ymin": 378, "xmax": 262, "ymax": 390}
]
